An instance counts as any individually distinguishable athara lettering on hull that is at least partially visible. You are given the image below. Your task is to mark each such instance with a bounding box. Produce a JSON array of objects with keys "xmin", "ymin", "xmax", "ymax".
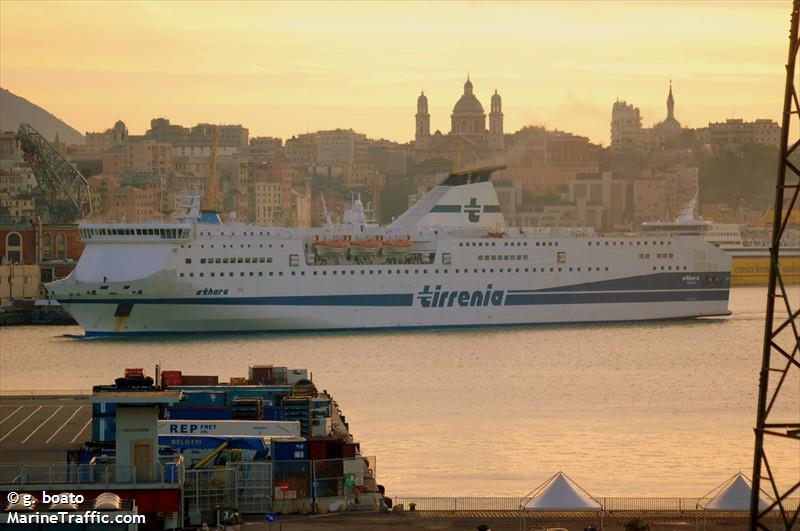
[{"xmin": 416, "ymin": 284, "xmax": 505, "ymax": 308}]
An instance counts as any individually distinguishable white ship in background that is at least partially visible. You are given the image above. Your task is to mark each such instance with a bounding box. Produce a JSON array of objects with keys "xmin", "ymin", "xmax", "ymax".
[
  {"xmin": 47, "ymin": 166, "xmax": 731, "ymax": 336},
  {"xmin": 642, "ymin": 196, "xmax": 800, "ymax": 285}
]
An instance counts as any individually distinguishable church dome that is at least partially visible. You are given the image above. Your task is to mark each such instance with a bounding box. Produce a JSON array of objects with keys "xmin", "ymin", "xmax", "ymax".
[
  {"xmin": 453, "ymin": 94, "xmax": 484, "ymax": 114},
  {"xmin": 453, "ymin": 76, "xmax": 484, "ymax": 114}
]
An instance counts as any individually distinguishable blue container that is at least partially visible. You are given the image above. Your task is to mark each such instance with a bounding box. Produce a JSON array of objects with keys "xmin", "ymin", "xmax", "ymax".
[
  {"xmin": 263, "ymin": 407, "xmax": 284, "ymax": 420},
  {"xmin": 166, "ymin": 407, "xmax": 233, "ymax": 420},
  {"xmin": 272, "ymin": 439, "xmax": 308, "ymax": 461},
  {"xmin": 180, "ymin": 391, "xmax": 228, "ymax": 408}
]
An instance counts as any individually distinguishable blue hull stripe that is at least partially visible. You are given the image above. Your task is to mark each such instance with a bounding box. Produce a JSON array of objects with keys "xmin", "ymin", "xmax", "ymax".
[
  {"xmin": 60, "ymin": 290, "xmax": 727, "ymax": 307},
  {"xmin": 504, "ymin": 290, "xmax": 726, "ymax": 306},
  {"xmin": 507, "ymin": 272, "xmax": 729, "ymax": 293}
]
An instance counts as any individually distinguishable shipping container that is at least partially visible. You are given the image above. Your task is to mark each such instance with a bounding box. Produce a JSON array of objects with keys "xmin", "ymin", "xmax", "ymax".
[
  {"xmin": 180, "ymin": 391, "xmax": 227, "ymax": 408},
  {"xmin": 343, "ymin": 443, "xmax": 358, "ymax": 459},
  {"xmin": 249, "ymin": 365, "xmax": 273, "ymax": 385},
  {"xmin": 308, "ymin": 440, "xmax": 328, "ymax": 461},
  {"xmin": 158, "ymin": 434, "xmax": 273, "ymax": 467},
  {"xmin": 271, "ymin": 438, "xmax": 309, "ymax": 461},
  {"xmin": 273, "ymin": 367, "xmax": 288, "ymax": 384},
  {"xmin": 165, "ymin": 407, "xmax": 233, "ymax": 420},
  {"xmin": 158, "ymin": 419, "xmax": 301, "ymax": 437},
  {"xmin": 263, "ymin": 407, "xmax": 284, "ymax": 421},
  {"xmin": 124, "ymin": 368, "xmax": 144, "ymax": 378},
  {"xmin": 181, "ymin": 375, "xmax": 219, "ymax": 385},
  {"xmin": 161, "ymin": 370, "xmax": 182, "ymax": 387}
]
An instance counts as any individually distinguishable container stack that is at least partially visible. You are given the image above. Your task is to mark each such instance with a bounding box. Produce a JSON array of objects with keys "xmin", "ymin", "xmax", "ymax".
[
  {"xmin": 283, "ymin": 397, "xmax": 313, "ymax": 437},
  {"xmin": 231, "ymin": 397, "xmax": 265, "ymax": 420},
  {"xmin": 161, "ymin": 370, "xmax": 182, "ymax": 388}
]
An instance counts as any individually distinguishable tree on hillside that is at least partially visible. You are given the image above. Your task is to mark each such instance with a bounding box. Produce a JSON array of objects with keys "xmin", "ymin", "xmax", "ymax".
[{"xmin": 699, "ymin": 144, "xmax": 779, "ymax": 209}]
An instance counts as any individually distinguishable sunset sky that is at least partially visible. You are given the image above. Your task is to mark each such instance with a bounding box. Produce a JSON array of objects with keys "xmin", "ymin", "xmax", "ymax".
[{"xmin": 0, "ymin": 1, "xmax": 790, "ymax": 145}]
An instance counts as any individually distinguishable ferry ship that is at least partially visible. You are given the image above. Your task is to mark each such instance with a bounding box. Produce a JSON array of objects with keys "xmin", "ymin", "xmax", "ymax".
[
  {"xmin": 47, "ymin": 166, "xmax": 731, "ymax": 336},
  {"xmin": 642, "ymin": 200, "xmax": 800, "ymax": 286}
]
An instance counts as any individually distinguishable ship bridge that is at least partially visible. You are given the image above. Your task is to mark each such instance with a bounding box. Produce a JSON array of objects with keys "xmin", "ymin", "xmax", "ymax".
[{"xmin": 79, "ymin": 223, "xmax": 193, "ymax": 242}]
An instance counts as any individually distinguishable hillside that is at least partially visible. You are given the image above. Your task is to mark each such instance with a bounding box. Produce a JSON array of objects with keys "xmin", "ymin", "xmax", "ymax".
[{"xmin": 0, "ymin": 87, "xmax": 84, "ymax": 145}]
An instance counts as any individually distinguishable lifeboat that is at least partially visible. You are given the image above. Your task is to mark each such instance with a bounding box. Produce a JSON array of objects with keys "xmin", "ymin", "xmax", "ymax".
[
  {"xmin": 487, "ymin": 231, "xmax": 506, "ymax": 238},
  {"xmin": 382, "ymin": 239, "xmax": 413, "ymax": 256},
  {"xmin": 349, "ymin": 239, "xmax": 382, "ymax": 256},
  {"xmin": 313, "ymin": 239, "xmax": 350, "ymax": 256}
]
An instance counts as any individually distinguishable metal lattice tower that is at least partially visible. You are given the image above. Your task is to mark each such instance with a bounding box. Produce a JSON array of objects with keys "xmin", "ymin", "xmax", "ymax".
[
  {"xmin": 16, "ymin": 123, "xmax": 92, "ymax": 223},
  {"xmin": 750, "ymin": 0, "xmax": 800, "ymax": 528}
]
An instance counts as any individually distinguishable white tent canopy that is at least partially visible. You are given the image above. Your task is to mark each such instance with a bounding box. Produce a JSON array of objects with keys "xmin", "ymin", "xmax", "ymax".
[
  {"xmin": 522, "ymin": 472, "xmax": 602, "ymax": 512},
  {"xmin": 704, "ymin": 473, "xmax": 772, "ymax": 511}
]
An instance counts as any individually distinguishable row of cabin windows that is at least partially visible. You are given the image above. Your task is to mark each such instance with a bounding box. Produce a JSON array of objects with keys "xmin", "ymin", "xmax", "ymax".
[
  {"xmin": 199, "ymin": 231, "xmax": 277, "ymax": 237},
  {"xmin": 589, "ymin": 240, "xmax": 668, "ymax": 247},
  {"xmin": 81, "ymin": 227, "xmax": 189, "ymax": 239},
  {"xmin": 177, "ymin": 266, "xmax": 614, "ymax": 278},
  {"xmin": 193, "ymin": 257, "xmax": 272, "ymax": 265},
  {"xmin": 479, "ymin": 255, "xmax": 528, "ymax": 261},
  {"xmin": 197, "ymin": 243, "xmax": 284, "ymax": 249},
  {"xmin": 638, "ymin": 253, "xmax": 676, "ymax": 259},
  {"xmin": 459, "ymin": 241, "xmax": 558, "ymax": 248},
  {"xmin": 652, "ymin": 265, "xmax": 689, "ymax": 271}
]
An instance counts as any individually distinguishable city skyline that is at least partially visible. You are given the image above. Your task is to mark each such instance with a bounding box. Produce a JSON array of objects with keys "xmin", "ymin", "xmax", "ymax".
[{"xmin": 0, "ymin": 1, "xmax": 789, "ymax": 145}]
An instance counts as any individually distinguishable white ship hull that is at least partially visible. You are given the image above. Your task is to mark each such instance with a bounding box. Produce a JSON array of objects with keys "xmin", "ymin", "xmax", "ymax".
[
  {"xmin": 48, "ymin": 167, "xmax": 732, "ymax": 336},
  {"xmin": 61, "ymin": 299, "xmax": 729, "ymax": 336}
]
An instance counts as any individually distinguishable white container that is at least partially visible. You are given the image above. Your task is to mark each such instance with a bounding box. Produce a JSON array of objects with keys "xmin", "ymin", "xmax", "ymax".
[
  {"xmin": 158, "ymin": 419, "xmax": 301, "ymax": 437},
  {"xmin": 310, "ymin": 418, "xmax": 332, "ymax": 437}
]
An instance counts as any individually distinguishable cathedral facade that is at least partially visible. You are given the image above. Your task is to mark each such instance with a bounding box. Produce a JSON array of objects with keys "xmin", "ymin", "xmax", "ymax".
[{"xmin": 413, "ymin": 77, "xmax": 505, "ymax": 165}]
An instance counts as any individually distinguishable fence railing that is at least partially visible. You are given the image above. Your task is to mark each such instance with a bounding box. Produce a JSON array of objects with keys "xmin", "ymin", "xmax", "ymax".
[
  {"xmin": 393, "ymin": 497, "xmax": 525, "ymax": 512},
  {"xmin": 391, "ymin": 497, "xmax": 793, "ymax": 513},
  {"xmin": 0, "ymin": 461, "xmax": 183, "ymax": 488}
]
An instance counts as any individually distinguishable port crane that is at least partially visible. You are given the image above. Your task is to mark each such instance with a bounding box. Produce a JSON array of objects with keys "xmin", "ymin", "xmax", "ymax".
[{"xmin": 16, "ymin": 123, "xmax": 92, "ymax": 223}]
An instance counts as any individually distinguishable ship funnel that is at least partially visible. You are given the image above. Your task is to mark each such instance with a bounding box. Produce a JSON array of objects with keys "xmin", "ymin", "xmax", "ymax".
[{"xmin": 389, "ymin": 165, "xmax": 507, "ymax": 231}]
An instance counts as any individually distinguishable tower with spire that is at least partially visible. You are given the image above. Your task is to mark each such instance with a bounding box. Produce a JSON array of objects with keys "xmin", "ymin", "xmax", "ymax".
[
  {"xmin": 415, "ymin": 90, "xmax": 431, "ymax": 150},
  {"xmin": 488, "ymin": 89, "xmax": 504, "ymax": 150},
  {"xmin": 666, "ymin": 81, "xmax": 675, "ymax": 121}
]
